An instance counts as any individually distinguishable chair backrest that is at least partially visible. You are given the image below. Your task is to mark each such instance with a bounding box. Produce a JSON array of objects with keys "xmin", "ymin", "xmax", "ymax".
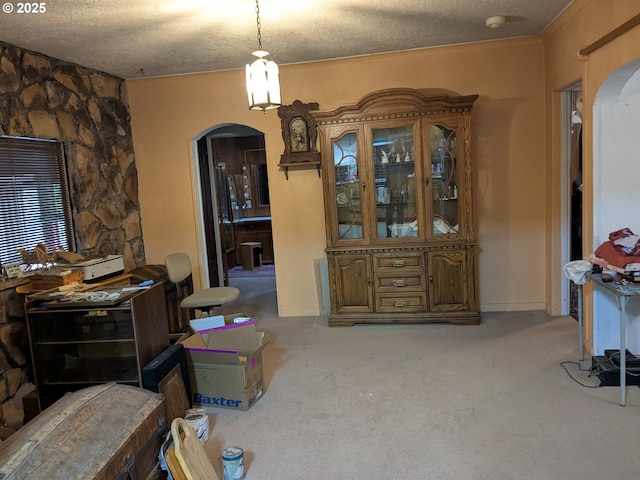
[{"xmin": 165, "ymin": 253, "xmax": 193, "ymax": 284}]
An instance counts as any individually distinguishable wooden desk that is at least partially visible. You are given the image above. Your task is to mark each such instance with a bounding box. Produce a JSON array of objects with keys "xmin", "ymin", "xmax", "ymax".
[{"xmin": 587, "ymin": 272, "xmax": 640, "ymax": 406}]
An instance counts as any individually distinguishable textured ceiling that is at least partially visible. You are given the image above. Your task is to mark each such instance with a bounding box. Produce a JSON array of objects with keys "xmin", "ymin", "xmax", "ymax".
[{"xmin": 0, "ymin": 0, "xmax": 573, "ymax": 80}]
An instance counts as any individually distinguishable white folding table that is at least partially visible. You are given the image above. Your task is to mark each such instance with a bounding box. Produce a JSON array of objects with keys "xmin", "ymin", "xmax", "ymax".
[{"xmin": 586, "ymin": 272, "xmax": 640, "ymax": 406}]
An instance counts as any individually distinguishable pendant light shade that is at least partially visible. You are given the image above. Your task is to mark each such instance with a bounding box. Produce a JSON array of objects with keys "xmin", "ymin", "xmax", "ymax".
[
  {"xmin": 246, "ymin": 0, "xmax": 281, "ymax": 112},
  {"xmin": 246, "ymin": 50, "xmax": 281, "ymax": 111}
]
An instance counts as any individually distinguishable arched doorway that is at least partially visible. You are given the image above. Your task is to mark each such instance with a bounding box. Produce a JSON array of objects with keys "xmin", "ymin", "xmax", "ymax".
[
  {"xmin": 194, "ymin": 124, "xmax": 275, "ymax": 288},
  {"xmin": 591, "ymin": 58, "xmax": 640, "ymax": 354}
]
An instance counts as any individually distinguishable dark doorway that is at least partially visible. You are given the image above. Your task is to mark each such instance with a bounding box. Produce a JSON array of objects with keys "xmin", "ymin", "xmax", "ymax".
[
  {"xmin": 197, "ymin": 136, "xmax": 221, "ymax": 287},
  {"xmin": 197, "ymin": 125, "xmax": 275, "ymax": 286},
  {"xmin": 569, "ymin": 85, "xmax": 582, "ymax": 321},
  {"xmin": 570, "ymin": 87, "xmax": 583, "ymax": 262}
]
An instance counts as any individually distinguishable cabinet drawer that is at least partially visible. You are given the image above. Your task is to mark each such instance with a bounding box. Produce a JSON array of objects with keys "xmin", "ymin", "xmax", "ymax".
[
  {"xmin": 374, "ymin": 272, "xmax": 426, "ymax": 293},
  {"xmin": 374, "ymin": 253, "xmax": 424, "ymax": 271},
  {"xmin": 375, "ymin": 293, "xmax": 427, "ymax": 313}
]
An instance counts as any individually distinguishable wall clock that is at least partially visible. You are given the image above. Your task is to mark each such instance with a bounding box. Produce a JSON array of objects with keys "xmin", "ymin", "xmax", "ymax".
[{"xmin": 277, "ymin": 100, "xmax": 321, "ymax": 179}]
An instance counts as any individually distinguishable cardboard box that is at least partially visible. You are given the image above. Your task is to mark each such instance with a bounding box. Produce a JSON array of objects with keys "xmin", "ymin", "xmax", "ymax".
[{"xmin": 180, "ymin": 315, "xmax": 267, "ymax": 411}]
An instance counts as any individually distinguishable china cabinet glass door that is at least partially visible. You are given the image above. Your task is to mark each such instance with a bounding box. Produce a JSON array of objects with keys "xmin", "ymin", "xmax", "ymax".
[
  {"xmin": 429, "ymin": 124, "xmax": 459, "ymax": 236},
  {"xmin": 372, "ymin": 125, "xmax": 418, "ymax": 240},
  {"xmin": 333, "ymin": 132, "xmax": 363, "ymax": 240}
]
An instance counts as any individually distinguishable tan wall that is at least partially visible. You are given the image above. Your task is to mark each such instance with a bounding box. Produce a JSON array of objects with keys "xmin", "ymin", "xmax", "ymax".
[
  {"xmin": 126, "ymin": 37, "xmax": 547, "ymax": 316},
  {"xmin": 542, "ymin": 0, "xmax": 640, "ymax": 350}
]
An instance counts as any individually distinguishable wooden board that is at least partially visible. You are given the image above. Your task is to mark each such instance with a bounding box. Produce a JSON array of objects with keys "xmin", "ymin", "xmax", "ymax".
[
  {"xmin": 159, "ymin": 364, "xmax": 190, "ymax": 423},
  {"xmin": 172, "ymin": 417, "xmax": 219, "ymax": 480},
  {"xmin": 166, "ymin": 443, "xmax": 188, "ymax": 480}
]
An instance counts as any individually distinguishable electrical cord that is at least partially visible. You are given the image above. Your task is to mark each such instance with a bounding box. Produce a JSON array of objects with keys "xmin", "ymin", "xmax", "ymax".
[
  {"xmin": 560, "ymin": 360, "xmax": 601, "ymax": 388},
  {"xmin": 562, "ymin": 353, "xmax": 640, "ymax": 389}
]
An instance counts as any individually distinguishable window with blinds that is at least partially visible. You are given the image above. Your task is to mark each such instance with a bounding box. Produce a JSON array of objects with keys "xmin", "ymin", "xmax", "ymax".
[{"xmin": 0, "ymin": 136, "xmax": 75, "ymax": 267}]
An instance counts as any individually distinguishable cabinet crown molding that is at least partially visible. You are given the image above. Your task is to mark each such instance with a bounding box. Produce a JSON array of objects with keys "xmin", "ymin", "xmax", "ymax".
[{"xmin": 313, "ymin": 88, "xmax": 479, "ymax": 125}]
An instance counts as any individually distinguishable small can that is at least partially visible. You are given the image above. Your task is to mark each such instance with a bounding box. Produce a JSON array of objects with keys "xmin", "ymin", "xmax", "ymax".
[{"xmin": 222, "ymin": 446, "xmax": 245, "ymax": 480}]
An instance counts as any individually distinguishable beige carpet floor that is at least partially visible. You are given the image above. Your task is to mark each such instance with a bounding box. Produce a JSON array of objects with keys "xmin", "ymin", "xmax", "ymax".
[
  {"xmin": 228, "ymin": 263, "xmax": 276, "ymax": 279},
  {"xmin": 203, "ymin": 277, "xmax": 640, "ymax": 479}
]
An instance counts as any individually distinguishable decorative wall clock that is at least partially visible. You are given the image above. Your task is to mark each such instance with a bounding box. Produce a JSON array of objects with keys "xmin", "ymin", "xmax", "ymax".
[{"xmin": 277, "ymin": 99, "xmax": 321, "ymax": 179}]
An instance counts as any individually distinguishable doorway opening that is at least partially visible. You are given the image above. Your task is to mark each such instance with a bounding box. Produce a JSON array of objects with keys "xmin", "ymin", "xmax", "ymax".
[
  {"xmin": 567, "ymin": 83, "xmax": 583, "ymax": 320},
  {"xmin": 195, "ymin": 124, "xmax": 275, "ymax": 290}
]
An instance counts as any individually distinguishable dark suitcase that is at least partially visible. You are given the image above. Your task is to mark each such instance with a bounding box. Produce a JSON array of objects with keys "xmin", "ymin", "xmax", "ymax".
[{"xmin": 0, "ymin": 383, "xmax": 167, "ymax": 480}]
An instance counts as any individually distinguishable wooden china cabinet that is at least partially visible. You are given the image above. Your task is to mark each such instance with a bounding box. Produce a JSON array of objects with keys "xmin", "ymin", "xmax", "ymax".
[{"xmin": 313, "ymin": 89, "xmax": 480, "ymax": 326}]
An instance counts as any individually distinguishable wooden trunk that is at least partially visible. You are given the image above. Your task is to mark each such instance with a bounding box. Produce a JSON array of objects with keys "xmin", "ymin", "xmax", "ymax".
[{"xmin": 0, "ymin": 383, "xmax": 167, "ymax": 480}]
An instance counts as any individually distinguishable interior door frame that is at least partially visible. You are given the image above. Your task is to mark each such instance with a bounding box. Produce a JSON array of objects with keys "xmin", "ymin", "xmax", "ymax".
[
  {"xmin": 190, "ymin": 132, "xmax": 224, "ymax": 289},
  {"xmin": 560, "ymin": 82, "xmax": 582, "ymax": 316},
  {"xmin": 206, "ymin": 133, "xmax": 226, "ymax": 286}
]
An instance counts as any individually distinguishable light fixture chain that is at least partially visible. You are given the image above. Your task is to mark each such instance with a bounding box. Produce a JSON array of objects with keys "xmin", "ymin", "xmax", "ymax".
[{"xmin": 255, "ymin": 0, "xmax": 262, "ymax": 51}]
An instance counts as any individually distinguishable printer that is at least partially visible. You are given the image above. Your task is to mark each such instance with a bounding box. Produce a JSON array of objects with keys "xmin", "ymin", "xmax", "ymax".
[{"xmin": 77, "ymin": 255, "xmax": 125, "ymax": 282}]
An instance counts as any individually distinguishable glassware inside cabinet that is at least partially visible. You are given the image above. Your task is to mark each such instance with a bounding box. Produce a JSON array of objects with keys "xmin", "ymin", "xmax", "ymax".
[
  {"xmin": 372, "ymin": 125, "xmax": 417, "ymax": 239},
  {"xmin": 333, "ymin": 132, "xmax": 363, "ymax": 239},
  {"xmin": 430, "ymin": 125, "xmax": 459, "ymax": 235}
]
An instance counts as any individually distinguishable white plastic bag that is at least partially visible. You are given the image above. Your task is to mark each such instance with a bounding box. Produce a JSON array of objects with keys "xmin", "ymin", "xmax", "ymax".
[{"xmin": 563, "ymin": 260, "xmax": 592, "ymax": 285}]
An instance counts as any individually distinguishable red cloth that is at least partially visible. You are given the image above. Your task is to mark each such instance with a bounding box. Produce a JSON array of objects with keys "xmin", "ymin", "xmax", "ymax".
[
  {"xmin": 609, "ymin": 227, "xmax": 640, "ymax": 256},
  {"xmin": 609, "ymin": 227, "xmax": 635, "ymax": 242},
  {"xmin": 594, "ymin": 240, "xmax": 640, "ymax": 269}
]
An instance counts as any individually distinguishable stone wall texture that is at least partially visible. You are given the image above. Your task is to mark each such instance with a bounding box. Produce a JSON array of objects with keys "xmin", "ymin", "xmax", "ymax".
[
  {"xmin": 0, "ymin": 281, "xmax": 29, "ymax": 425},
  {"xmin": 0, "ymin": 42, "xmax": 145, "ymax": 270}
]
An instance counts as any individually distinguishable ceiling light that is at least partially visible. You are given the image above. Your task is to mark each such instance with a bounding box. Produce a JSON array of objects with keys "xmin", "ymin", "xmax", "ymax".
[
  {"xmin": 485, "ymin": 16, "xmax": 506, "ymax": 29},
  {"xmin": 246, "ymin": 0, "xmax": 281, "ymax": 112}
]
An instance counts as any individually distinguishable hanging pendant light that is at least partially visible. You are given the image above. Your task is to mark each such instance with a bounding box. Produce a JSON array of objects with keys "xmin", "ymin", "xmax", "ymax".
[{"xmin": 246, "ymin": 0, "xmax": 281, "ymax": 112}]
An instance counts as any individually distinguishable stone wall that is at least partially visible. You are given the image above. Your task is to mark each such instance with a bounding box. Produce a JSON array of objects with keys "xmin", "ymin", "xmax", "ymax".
[
  {"xmin": 0, "ymin": 42, "xmax": 146, "ymax": 425},
  {"xmin": 0, "ymin": 280, "xmax": 29, "ymax": 425},
  {"xmin": 0, "ymin": 42, "xmax": 145, "ymax": 270}
]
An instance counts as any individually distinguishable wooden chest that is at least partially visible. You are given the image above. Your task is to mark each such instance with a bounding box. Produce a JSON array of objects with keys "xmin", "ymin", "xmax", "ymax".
[{"xmin": 0, "ymin": 383, "xmax": 167, "ymax": 480}]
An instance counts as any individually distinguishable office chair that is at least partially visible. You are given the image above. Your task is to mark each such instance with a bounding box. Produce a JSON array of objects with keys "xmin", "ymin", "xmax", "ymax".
[{"xmin": 165, "ymin": 253, "xmax": 240, "ymax": 320}]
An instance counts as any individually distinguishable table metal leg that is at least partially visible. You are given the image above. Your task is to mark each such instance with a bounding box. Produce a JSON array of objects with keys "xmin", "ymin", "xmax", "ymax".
[
  {"xmin": 616, "ymin": 295, "xmax": 630, "ymax": 406},
  {"xmin": 578, "ymin": 284, "xmax": 584, "ymax": 361}
]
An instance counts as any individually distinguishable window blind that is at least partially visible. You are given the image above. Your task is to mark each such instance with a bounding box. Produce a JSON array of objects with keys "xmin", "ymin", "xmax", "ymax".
[{"xmin": 0, "ymin": 136, "xmax": 75, "ymax": 266}]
